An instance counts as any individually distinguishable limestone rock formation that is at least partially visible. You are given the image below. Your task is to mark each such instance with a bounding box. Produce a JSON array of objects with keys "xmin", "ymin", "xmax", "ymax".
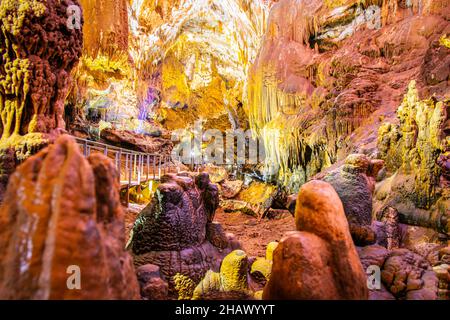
[
  {"xmin": 248, "ymin": 0, "xmax": 450, "ymax": 190},
  {"xmin": 221, "ymin": 181, "xmax": 278, "ymax": 217},
  {"xmin": 0, "ymin": 0, "xmax": 83, "ymax": 198},
  {"xmin": 322, "ymin": 154, "xmax": 383, "ymax": 226},
  {"xmin": 192, "ymin": 250, "xmax": 251, "ymax": 300},
  {"xmin": 79, "ymin": 0, "xmax": 128, "ymax": 58},
  {"xmin": 219, "ymin": 180, "xmax": 244, "ymax": 199},
  {"xmin": 250, "ymin": 241, "xmax": 278, "ymax": 285},
  {"xmin": 376, "ymin": 81, "xmax": 449, "ymax": 235},
  {"xmin": 0, "ymin": 135, "xmax": 139, "ymax": 299},
  {"xmin": 358, "ymin": 243, "xmax": 443, "ymax": 300},
  {"xmin": 100, "ymin": 127, "xmax": 173, "ymax": 155},
  {"xmin": 129, "ymin": 172, "xmax": 240, "ymax": 295},
  {"xmin": 174, "ymin": 273, "xmax": 197, "ymax": 300},
  {"xmin": 129, "ymin": 0, "xmax": 272, "ymax": 131},
  {"xmin": 376, "ymin": 206, "xmax": 401, "ymax": 250},
  {"xmin": 382, "ymin": 249, "xmax": 438, "ymax": 300},
  {"xmin": 263, "ymin": 180, "xmax": 368, "ymax": 300}
]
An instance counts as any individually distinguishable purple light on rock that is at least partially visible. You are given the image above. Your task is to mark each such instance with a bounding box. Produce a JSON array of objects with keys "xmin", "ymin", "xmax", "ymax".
[{"xmin": 138, "ymin": 88, "xmax": 158, "ymax": 121}]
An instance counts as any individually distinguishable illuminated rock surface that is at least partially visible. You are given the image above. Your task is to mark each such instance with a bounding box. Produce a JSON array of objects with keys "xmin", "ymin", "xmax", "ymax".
[
  {"xmin": 263, "ymin": 180, "xmax": 368, "ymax": 300},
  {"xmin": 192, "ymin": 250, "xmax": 251, "ymax": 300},
  {"xmin": 0, "ymin": 0, "xmax": 449, "ymax": 302},
  {"xmin": 129, "ymin": 172, "xmax": 240, "ymax": 296},
  {"xmin": 0, "ymin": 0, "xmax": 83, "ymax": 198},
  {"xmin": 0, "ymin": 135, "xmax": 139, "ymax": 299},
  {"xmin": 247, "ymin": 0, "xmax": 449, "ymax": 189}
]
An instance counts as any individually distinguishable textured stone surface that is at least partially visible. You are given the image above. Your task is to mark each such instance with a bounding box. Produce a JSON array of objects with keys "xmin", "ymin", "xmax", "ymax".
[
  {"xmin": 247, "ymin": 0, "xmax": 449, "ymax": 190},
  {"xmin": 376, "ymin": 206, "xmax": 401, "ymax": 250},
  {"xmin": 0, "ymin": 135, "xmax": 139, "ymax": 299},
  {"xmin": 206, "ymin": 222, "xmax": 230, "ymax": 250},
  {"xmin": 100, "ymin": 128, "xmax": 173, "ymax": 155},
  {"xmin": 130, "ymin": 173, "xmax": 219, "ymax": 253},
  {"xmin": 322, "ymin": 154, "xmax": 382, "ymax": 227},
  {"xmin": 381, "ymin": 249, "xmax": 438, "ymax": 300},
  {"xmin": 219, "ymin": 180, "xmax": 244, "ymax": 199},
  {"xmin": 0, "ymin": 0, "xmax": 83, "ymax": 198},
  {"xmin": 79, "ymin": 0, "xmax": 128, "ymax": 57},
  {"xmin": 376, "ymin": 81, "xmax": 449, "ymax": 234},
  {"xmin": 250, "ymin": 242, "xmax": 278, "ymax": 285},
  {"xmin": 136, "ymin": 264, "xmax": 169, "ymax": 300},
  {"xmin": 263, "ymin": 180, "xmax": 368, "ymax": 300},
  {"xmin": 192, "ymin": 250, "xmax": 251, "ymax": 300},
  {"xmin": 129, "ymin": 172, "xmax": 238, "ymax": 295}
]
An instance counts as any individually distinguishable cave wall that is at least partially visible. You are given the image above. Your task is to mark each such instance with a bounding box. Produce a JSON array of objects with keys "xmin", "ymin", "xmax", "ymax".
[
  {"xmin": 130, "ymin": 0, "xmax": 274, "ymax": 131},
  {"xmin": 247, "ymin": 0, "xmax": 450, "ymax": 191},
  {"xmin": 79, "ymin": 0, "xmax": 128, "ymax": 58}
]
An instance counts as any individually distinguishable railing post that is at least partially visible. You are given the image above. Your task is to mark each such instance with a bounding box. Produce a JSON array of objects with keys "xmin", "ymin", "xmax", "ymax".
[
  {"xmin": 153, "ymin": 155, "xmax": 156, "ymax": 180},
  {"xmin": 83, "ymin": 140, "xmax": 88, "ymax": 157},
  {"xmin": 146, "ymin": 155, "xmax": 150, "ymax": 181},
  {"xmin": 135, "ymin": 154, "xmax": 138, "ymax": 182},
  {"xmin": 137, "ymin": 154, "xmax": 141, "ymax": 185},
  {"xmin": 118, "ymin": 149, "xmax": 122, "ymax": 182},
  {"xmin": 125, "ymin": 153, "xmax": 128, "ymax": 182},
  {"xmin": 158, "ymin": 156, "xmax": 162, "ymax": 179}
]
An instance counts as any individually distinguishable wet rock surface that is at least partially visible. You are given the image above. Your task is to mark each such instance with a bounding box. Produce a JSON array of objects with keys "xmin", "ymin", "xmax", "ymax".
[{"xmin": 0, "ymin": 135, "xmax": 139, "ymax": 299}]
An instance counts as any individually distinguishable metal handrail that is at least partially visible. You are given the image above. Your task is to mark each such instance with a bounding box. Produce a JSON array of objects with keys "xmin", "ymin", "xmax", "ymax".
[
  {"xmin": 73, "ymin": 136, "xmax": 161, "ymax": 157},
  {"xmin": 73, "ymin": 136, "xmax": 176, "ymax": 204}
]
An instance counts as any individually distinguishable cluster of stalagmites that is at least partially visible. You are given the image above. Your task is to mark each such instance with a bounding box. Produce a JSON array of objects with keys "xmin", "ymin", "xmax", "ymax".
[
  {"xmin": 0, "ymin": 135, "xmax": 139, "ymax": 299},
  {"xmin": 0, "ymin": 0, "xmax": 83, "ymax": 201},
  {"xmin": 0, "ymin": 135, "xmax": 447, "ymax": 299}
]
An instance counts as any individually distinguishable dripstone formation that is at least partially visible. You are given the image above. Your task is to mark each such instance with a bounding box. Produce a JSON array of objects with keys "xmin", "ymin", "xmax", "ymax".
[
  {"xmin": 0, "ymin": 135, "xmax": 140, "ymax": 299},
  {"xmin": 263, "ymin": 180, "xmax": 368, "ymax": 300},
  {"xmin": 129, "ymin": 172, "xmax": 240, "ymax": 296},
  {"xmin": 0, "ymin": 0, "xmax": 83, "ymax": 200}
]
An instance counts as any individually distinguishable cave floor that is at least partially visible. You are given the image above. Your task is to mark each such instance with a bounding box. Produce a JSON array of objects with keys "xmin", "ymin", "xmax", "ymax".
[
  {"xmin": 214, "ymin": 208, "xmax": 295, "ymax": 258},
  {"xmin": 126, "ymin": 204, "xmax": 295, "ymax": 258}
]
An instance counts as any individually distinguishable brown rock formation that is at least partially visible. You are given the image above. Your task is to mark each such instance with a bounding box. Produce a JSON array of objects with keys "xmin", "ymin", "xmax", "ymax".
[
  {"xmin": 0, "ymin": 0, "xmax": 83, "ymax": 198},
  {"xmin": 100, "ymin": 127, "xmax": 173, "ymax": 155},
  {"xmin": 263, "ymin": 180, "xmax": 368, "ymax": 300},
  {"xmin": 136, "ymin": 264, "xmax": 169, "ymax": 300},
  {"xmin": 381, "ymin": 249, "xmax": 438, "ymax": 300},
  {"xmin": 129, "ymin": 172, "xmax": 240, "ymax": 295},
  {"xmin": 376, "ymin": 206, "xmax": 401, "ymax": 250},
  {"xmin": 0, "ymin": 135, "xmax": 139, "ymax": 299},
  {"xmin": 322, "ymin": 154, "xmax": 383, "ymax": 224}
]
